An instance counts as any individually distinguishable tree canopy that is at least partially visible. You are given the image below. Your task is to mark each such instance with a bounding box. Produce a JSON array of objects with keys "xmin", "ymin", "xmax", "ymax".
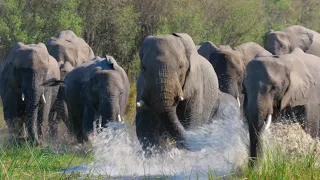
[{"xmin": 1, "ymin": 0, "xmax": 320, "ymax": 82}]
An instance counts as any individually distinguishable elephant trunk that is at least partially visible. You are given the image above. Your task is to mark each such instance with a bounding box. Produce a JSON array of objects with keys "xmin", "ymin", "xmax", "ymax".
[
  {"xmin": 23, "ymin": 84, "xmax": 42, "ymax": 144},
  {"xmin": 157, "ymin": 106, "xmax": 187, "ymax": 146},
  {"xmin": 100, "ymin": 95, "xmax": 121, "ymax": 127},
  {"xmin": 245, "ymin": 96, "xmax": 273, "ymax": 163},
  {"xmin": 147, "ymin": 78, "xmax": 187, "ymax": 148}
]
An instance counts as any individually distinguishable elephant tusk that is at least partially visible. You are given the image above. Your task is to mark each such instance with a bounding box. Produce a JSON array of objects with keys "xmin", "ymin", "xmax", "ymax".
[
  {"xmin": 98, "ymin": 116, "xmax": 102, "ymax": 129},
  {"xmin": 237, "ymin": 97, "xmax": 240, "ymax": 107},
  {"xmin": 179, "ymin": 96, "xmax": 184, "ymax": 101},
  {"xmin": 22, "ymin": 93, "xmax": 25, "ymax": 101},
  {"xmin": 136, "ymin": 100, "xmax": 144, "ymax": 108},
  {"xmin": 264, "ymin": 114, "xmax": 272, "ymax": 130},
  {"xmin": 117, "ymin": 114, "xmax": 122, "ymax": 122},
  {"xmin": 42, "ymin": 94, "xmax": 46, "ymax": 104}
]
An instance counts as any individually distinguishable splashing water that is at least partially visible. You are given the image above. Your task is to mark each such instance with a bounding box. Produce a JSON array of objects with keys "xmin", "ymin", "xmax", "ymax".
[
  {"xmin": 263, "ymin": 122, "xmax": 320, "ymax": 156},
  {"xmin": 61, "ymin": 106, "xmax": 320, "ymax": 178},
  {"xmin": 85, "ymin": 103, "xmax": 250, "ymax": 179}
]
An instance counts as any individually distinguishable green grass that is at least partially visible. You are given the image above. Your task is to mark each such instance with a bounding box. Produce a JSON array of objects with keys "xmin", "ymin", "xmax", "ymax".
[
  {"xmin": 0, "ymin": 103, "xmax": 97, "ymax": 179},
  {"xmin": 234, "ymin": 146, "xmax": 320, "ymax": 180},
  {"xmin": 0, "ymin": 142, "xmax": 95, "ymax": 179}
]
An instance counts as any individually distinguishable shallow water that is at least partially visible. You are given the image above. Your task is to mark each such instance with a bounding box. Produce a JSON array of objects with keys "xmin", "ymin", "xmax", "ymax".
[{"xmin": 83, "ymin": 103, "xmax": 249, "ymax": 179}]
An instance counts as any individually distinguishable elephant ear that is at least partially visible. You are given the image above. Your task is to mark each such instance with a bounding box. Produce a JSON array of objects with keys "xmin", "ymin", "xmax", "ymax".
[
  {"xmin": 172, "ymin": 33, "xmax": 198, "ymax": 98},
  {"xmin": 296, "ymin": 30, "xmax": 313, "ymax": 52},
  {"xmin": 265, "ymin": 31, "xmax": 290, "ymax": 55},
  {"xmin": 280, "ymin": 53, "xmax": 315, "ymax": 110}
]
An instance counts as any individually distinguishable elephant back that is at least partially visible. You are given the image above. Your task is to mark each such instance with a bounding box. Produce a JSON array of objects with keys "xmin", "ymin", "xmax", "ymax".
[
  {"xmin": 234, "ymin": 42, "xmax": 270, "ymax": 66},
  {"xmin": 65, "ymin": 56, "xmax": 118, "ymax": 84},
  {"xmin": 10, "ymin": 42, "xmax": 50, "ymax": 69}
]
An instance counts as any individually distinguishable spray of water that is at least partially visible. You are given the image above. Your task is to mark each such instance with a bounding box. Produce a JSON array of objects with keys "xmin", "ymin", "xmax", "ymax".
[
  {"xmin": 263, "ymin": 122, "xmax": 320, "ymax": 156},
  {"xmin": 86, "ymin": 103, "xmax": 250, "ymax": 178}
]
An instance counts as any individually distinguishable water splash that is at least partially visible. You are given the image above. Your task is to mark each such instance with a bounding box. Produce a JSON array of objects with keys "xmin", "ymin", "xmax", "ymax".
[
  {"xmin": 263, "ymin": 122, "xmax": 320, "ymax": 156},
  {"xmin": 86, "ymin": 103, "xmax": 249, "ymax": 178}
]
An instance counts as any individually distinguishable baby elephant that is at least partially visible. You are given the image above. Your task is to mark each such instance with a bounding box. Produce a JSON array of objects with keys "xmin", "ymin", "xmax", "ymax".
[{"xmin": 43, "ymin": 56, "xmax": 130, "ymax": 142}]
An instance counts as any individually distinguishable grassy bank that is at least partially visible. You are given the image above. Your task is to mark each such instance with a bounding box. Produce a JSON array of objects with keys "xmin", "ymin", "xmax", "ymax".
[{"xmin": 0, "ymin": 143, "xmax": 95, "ymax": 179}]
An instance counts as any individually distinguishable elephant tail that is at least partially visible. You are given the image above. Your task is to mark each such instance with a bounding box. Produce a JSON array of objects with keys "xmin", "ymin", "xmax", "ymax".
[{"xmin": 41, "ymin": 78, "xmax": 66, "ymax": 87}]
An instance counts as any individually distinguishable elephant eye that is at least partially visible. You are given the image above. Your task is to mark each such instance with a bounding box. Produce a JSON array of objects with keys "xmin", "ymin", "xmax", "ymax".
[{"xmin": 270, "ymin": 85, "xmax": 277, "ymax": 92}]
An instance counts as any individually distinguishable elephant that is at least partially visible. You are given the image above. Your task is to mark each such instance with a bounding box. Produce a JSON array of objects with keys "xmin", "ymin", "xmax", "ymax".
[
  {"xmin": 198, "ymin": 41, "xmax": 271, "ymax": 107},
  {"xmin": 0, "ymin": 42, "xmax": 60, "ymax": 144},
  {"xmin": 243, "ymin": 48, "xmax": 320, "ymax": 163},
  {"xmin": 45, "ymin": 30, "xmax": 95, "ymax": 137},
  {"xmin": 43, "ymin": 56, "xmax": 130, "ymax": 142},
  {"xmin": 265, "ymin": 25, "xmax": 320, "ymax": 57},
  {"xmin": 135, "ymin": 33, "xmax": 240, "ymax": 155},
  {"xmin": 46, "ymin": 30, "xmax": 95, "ymax": 77}
]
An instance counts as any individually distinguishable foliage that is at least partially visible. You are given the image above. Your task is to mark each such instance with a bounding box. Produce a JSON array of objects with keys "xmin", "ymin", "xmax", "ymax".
[
  {"xmin": 0, "ymin": 0, "xmax": 83, "ymax": 64},
  {"xmin": 1, "ymin": 0, "xmax": 320, "ymax": 80},
  {"xmin": 124, "ymin": 84, "xmax": 137, "ymax": 124}
]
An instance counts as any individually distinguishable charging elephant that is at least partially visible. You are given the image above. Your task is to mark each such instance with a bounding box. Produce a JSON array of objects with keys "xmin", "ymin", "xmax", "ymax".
[
  {"xmin": 43, "ymin": 56, "xmax": 129, "ymax": 142},
  {"xmin": 0, "ymin": 42, "xmax": 60, "ymax": 144},
  {"xmin": 265, "ymin": 25, "xmax": 320, "ymax": 57},
  {"xmin": 243, "ymin": 48, "xmax": 320, "ymax": 163},
  {"xmin": 135, "ymin": 33, "xmax": 240, "ymax": 155}
]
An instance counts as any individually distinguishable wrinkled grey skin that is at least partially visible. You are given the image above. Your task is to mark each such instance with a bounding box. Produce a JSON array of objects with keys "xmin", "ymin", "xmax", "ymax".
[
  {"xmin": 265, "ymin": 25, "xmax": 320, "ymax": 57},
  {"xmin": 198, "ymin": 41, "xmax": 271, "ymax": 103},
  {"xmin": 44, "ymin": 56, "xmax": 129, "ymax": 142},
  {"xmin": 0, "ymin": 42, "xmax": 60, "ymax": 144},
  {"xmin": 234, "ymin": 42, "xmax": 272, "ymax": 66},
  {"xmin": 136, "ymin": 33, "xmax": 240, "ymax": 155},
  {"xmin": 45, "ymin": 30, "xmax": 95, "ymax": 138},
  {"xmin": 209, "ymin": 49, "xmax": 245, "ymax": 100},
  {"xmin": 243, "ymin": 48, "xmax": 320, "ymax": 164},
  {"xmin": 46, "ymin": 30, "xmax": 95, "ymax": 76}
]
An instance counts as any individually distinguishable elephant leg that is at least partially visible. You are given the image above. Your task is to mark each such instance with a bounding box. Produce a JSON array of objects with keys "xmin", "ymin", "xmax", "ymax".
[
  {"xmin": 136, "ymin": 109, "xmax": 161, "ymax": 157},
  {"xmin": 48, "ymin": 97, "xmax": 64, "ymax": 138},
  {"xmin": 305, "ymin": 105, "xmax": 320, "ymax": 138},
  {"xmin": 48, "ymin": 110, "xmax": 59, "ymax": 138},
  {"xmin": 70, "ymin": 114, "xmax": 84, "ymax": 143},
  {"xmin": 82, "ymin": 106, "xmax": 95, "ymax": 142},
  {"xmin": 3, "ymin": 93, "xmax": 19, "ymax": 136}
]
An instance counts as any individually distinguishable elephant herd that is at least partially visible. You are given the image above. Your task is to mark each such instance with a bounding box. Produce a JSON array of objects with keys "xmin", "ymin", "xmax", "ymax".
[{"xmin": 1, "ymin": 25, "xmax": 320, "ymax": 165}]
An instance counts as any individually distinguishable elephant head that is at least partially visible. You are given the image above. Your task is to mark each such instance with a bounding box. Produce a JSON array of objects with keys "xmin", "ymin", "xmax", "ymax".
[
  {"xmin": 210, "ymin": 49, "xmax": 244, "ymax": 104},
  {"xmin": 243, "ymin": 48, "xmax": 314, "ymax": 160},
  {"xmin": 265, "ymin": 25, "xmax": 313, "ymax": 55},
  {"xmin": 87, "ymin": 61, "xmax": 129, "ymax": 127},
  {"xmin": 46, "ymin": 30, "xmax": 95, "ymax": 79},
  {"xmin": 137, "ymin": 33, "xmax": 200, "ymax": 146}
]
